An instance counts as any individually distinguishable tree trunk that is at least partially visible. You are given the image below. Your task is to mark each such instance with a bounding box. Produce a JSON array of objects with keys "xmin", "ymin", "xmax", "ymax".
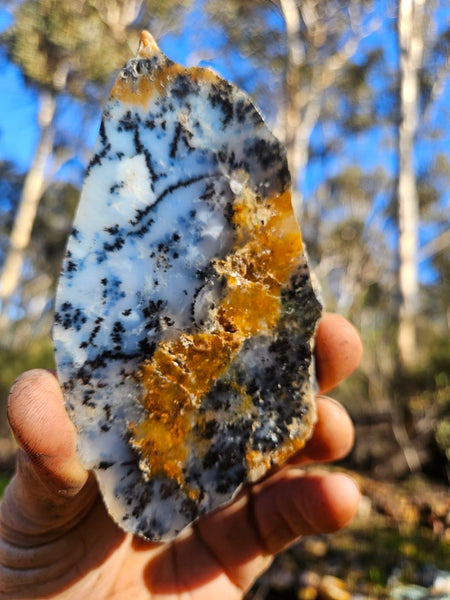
[
  {"xmin": 0, "ymin": 90, "xmax": 56, "ymax": 319},
  {"xmin": 278, "ymin": 0, "xmax": 371, "ymax": 222},
  {"xmin": 278, "ymin": 0, "xmax": 306, "ymax": 216},
  {"xmin": 397, "ymin": 0, "xmax": 425, "ymax": 369}
]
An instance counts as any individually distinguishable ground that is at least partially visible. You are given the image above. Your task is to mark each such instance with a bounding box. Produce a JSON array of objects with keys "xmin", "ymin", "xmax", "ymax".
[
  {"xmin": 245, "ymin": 470, "xmax": 450, "ymax": 600},
  {"xmin": 0, "ymin": 457, "xmax": 448, "ymax": 599}
]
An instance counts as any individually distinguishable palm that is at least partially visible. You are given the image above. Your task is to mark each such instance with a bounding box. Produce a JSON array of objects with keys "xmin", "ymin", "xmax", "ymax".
[{"xmin": 0, "ymin": 314, "xmax": 362, "ymax": 599}]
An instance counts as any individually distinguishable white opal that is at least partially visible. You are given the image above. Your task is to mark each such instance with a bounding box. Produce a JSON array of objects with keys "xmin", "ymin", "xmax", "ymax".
[{"xmin": 53, "ymin": 32, "xmax": 322, "ymax": 541}]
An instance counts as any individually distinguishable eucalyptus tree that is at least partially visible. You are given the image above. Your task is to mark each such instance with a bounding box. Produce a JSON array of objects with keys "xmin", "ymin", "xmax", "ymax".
[
  {"xmin": 201, "ymin": 0, "xmax": 450, "ymax": 479},
  {"xmin": 205, "ymin": 0, "xmax": 378, "ymax": 215},
  {"xmin": 0, "ymin": 0, "xmax": 192, "ymax": 342}
]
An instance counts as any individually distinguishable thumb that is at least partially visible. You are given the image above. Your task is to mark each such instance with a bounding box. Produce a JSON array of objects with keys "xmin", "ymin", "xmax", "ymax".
[
  {"xmin": 2, "ymin": 369, "xmax": 96, "ymax": 544},
  {"xmin": 7, "ymin": 369, "xmax": 88, "ymax": 495}
]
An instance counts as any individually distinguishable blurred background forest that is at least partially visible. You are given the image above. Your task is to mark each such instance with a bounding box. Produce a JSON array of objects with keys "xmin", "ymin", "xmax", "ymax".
[{"xmin": 0, "ymin": 0, "xmax": 449, "ymax": 598}]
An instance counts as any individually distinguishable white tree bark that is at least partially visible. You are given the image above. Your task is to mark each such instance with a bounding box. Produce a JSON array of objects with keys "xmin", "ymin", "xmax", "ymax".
[
  {"xmin": 278, "ymin": 0, "xmax": 376, "ymax": 219},
  {"xmin": 397, "ymin": 0, "xmax": 425, "ymax": 368},
  {"xmin": 0, "ymin": 90, "xmax": 56, "ymax": 314},
  {"xmin": 0, "ymin": 3, "xmax": 144, "ymax": 321},
  {"xmin": 278, "ymin": 0, "xmax": 307, "ymax": 216}
]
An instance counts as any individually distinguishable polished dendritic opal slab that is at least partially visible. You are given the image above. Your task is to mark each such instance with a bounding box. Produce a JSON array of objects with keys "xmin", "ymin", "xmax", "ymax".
[{"xmin": 53, "ymin": 31, "xmax": 322, "ymax": 541}]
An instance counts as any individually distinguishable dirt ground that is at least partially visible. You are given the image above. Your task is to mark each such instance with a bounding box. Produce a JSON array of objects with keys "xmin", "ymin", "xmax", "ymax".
[{"xmin": 245, "ymin": 471, "xmax": 450, "ymax": 599}]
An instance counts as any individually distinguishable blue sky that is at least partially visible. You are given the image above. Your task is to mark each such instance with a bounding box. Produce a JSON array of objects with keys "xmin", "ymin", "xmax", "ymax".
[
  {"xmin": 0, "ymin": 3, "xmax": 448, "ymax": 286},
  {"xmin": 1, "ymin": 3, "xmax": 448, "ymax": 180},
  {"xmin": 0, "ymin": 9, "xmax": 38, "ymax": 170}
]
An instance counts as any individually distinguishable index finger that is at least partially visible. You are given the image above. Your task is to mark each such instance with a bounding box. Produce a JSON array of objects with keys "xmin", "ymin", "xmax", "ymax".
[{"xmin": 315, "ymin": 313, "xmax": 363, "ymax": 393}]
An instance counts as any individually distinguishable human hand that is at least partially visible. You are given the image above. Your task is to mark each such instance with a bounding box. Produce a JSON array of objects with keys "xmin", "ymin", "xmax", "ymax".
[{"xmin": 0, "ymin": 313, "xmax": 362, "ymax": 600}]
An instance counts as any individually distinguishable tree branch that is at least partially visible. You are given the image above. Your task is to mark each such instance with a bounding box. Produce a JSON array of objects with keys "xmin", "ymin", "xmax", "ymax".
[{"xmin": 419, "ymin": 229, "xmax": 450, "ymax": 262}]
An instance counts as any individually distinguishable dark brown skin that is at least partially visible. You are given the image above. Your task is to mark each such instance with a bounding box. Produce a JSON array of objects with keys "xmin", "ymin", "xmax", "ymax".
[{"xmin": 0, "ymin": 313, "xmax": 363, "ymax": 600}]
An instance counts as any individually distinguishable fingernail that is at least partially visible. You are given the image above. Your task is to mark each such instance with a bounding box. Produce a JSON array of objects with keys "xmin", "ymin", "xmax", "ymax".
[{"xmin": 315, "ymin": 395, "xmax": 347, "ymax": 412}]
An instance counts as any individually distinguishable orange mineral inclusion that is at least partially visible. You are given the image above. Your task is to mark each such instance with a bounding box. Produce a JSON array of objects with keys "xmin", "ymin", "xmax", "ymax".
[
  {"xmin": 131, "ymin": 175, "xmax": 304, "ymax": 491},
  {"xmin": 53, "ymin": 29, "xmax": 321, "ymax": 542},
  {"xmin": 111, "ymin": 31, "xmax": 218, "ymax": 109},
  {"xmin": 122, "ymin": 33, "xmax": 306, "ymax": 492}
]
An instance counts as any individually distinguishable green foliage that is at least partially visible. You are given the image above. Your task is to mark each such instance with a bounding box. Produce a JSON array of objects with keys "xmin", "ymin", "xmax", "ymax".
[
  {"xmin": 31, "ymin": 181, "xmax": 79, "ymax": 280},
  {"xmin": 0, "ymin": 0, "xmax": 195, "ymax": 346},
  {"xmin": 0, "ymin": 181, "xmax": 79, "ymax": 351},
  {"xmin": 0, "ymin": 162, "xmax": 23, "ymax": 257},
  {"xmin": 2, "ymin": 0, "xmax": 193, "ymax": 98},
  {"xmin": 0, "ymin": 335, "xmax": 55, "ymax": 436},
  {"xmin": 246, "ymin": 492, "xmax": 450, "ymax": 599},
  {"xmin": 410, "ymin": 334, "xmax": 450, "ymax": 472},
  {"xmin": 0, "ymin": 0, "xmax": 448, "ymax": 487},
  {"xmin": 3, "ymin": 0, "xmax": 133, "ymax": 94},
  {"xmin": 435, "ymin": 419, "xmax": 450, "ymax": 462},
  {"xmin": 0, "ymin": 473, "xmax": 11, "ymax": 497},
  {"xmin": 0, "ymin": 8, "xmax": 448, "ymax": 598}
]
